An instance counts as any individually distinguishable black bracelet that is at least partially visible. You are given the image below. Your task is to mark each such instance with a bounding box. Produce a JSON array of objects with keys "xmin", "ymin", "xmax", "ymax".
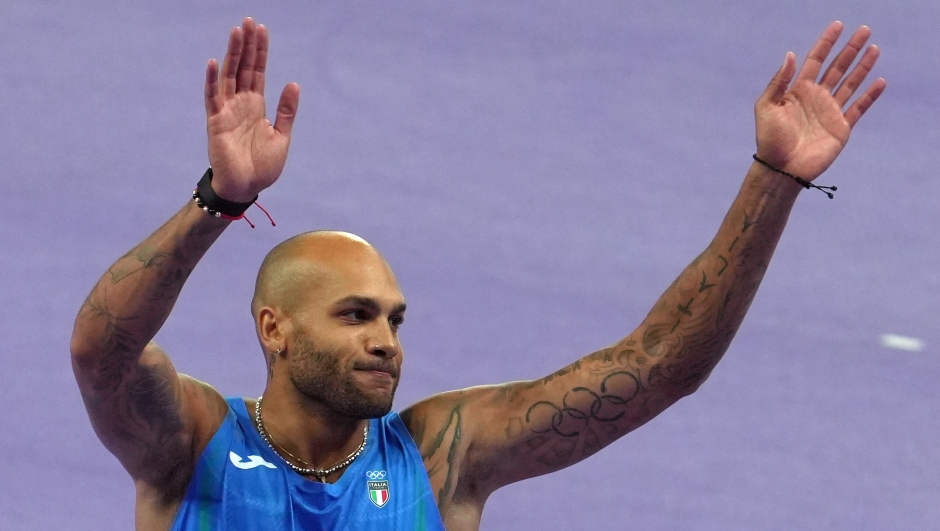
[
  {"xmin": 192, "ymin": 168, "xmax": 258, "ymax": 218},
  {"xmin": 752, "ymin": 154, "xmax": 837, "ymax": 199}
]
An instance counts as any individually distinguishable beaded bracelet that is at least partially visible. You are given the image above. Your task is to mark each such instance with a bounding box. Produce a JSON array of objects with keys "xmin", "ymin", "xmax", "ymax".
[
  {"xmin": 752, "ymin": 154, "xmax": 837, "ymax": 199},
  {"xmin": 192, "ymin": 168, "xmax": 257, "ymax": 218},
  {"xmin": 192, "ymin": 168, "xmax": 275, "ymax": 227}
]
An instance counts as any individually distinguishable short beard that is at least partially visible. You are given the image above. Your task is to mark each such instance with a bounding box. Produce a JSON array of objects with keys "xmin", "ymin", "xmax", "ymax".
[{"xmin": 287, "ymin": 330, "xmax": 395, "ymax": 419}]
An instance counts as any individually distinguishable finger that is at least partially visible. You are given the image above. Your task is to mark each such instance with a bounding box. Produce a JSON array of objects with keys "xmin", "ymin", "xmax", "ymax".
[
  {"xmin": 220, "ymin": 26, "xmax": 243, "ymax": 98},
  {"xmin": 818, "ymin": 25, "xmax": 871, "ymax": 91},
  {"xmin": 757, "ymin": 52, "xmax": 796, "ymax": 106},
  {"xmin": 251, "ymin": 24, "xmax": 269, "ymax": 94},
  {"xmin": 272, "ymin": 83, "xmax": 301, "ymax": 136},
  {"xmin": 236, "ymin": 18, "xmax": 258, "ymax": 93},
  {"xmin": 833, "ymin": 44, "xmax": 880, "ymax": 107},
  {"xmin": 844, "ymin": 78, "xmax": 886, "ymax": 128},
  {"xmin": 796, "ymin": 21, "xmax": 844, "ymax": 82},
  {"xmin": 204, "ymin": 59, "xmax": 221, "ymax": 116}
]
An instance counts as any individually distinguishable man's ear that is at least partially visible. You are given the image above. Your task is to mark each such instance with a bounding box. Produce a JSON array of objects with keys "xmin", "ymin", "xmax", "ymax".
[{"xmin": 257, "ymin": 306, "xmax": 290, "ymax": 353}]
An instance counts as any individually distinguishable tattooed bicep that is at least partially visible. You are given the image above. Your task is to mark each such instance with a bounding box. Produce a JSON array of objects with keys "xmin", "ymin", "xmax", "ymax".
[
  {"xmin": 78, "ymin": 342, "xmax": 194, "ymax": 484},
  {"xmin": 402, "ymin": 392, "xmax": 478, "ymax": 513}
]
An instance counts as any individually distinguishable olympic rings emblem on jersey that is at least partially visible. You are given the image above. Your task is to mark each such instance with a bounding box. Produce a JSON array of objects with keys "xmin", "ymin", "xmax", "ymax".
[{"xmin": 366, "ymin": 470, "xmax": 387, "ymax": 479}]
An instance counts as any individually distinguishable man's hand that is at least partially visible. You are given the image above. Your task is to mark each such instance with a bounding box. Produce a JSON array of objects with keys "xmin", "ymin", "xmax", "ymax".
[
  {"xmin": 755, "ymin": 21, "xmax": 886, "ymax": 181},
  {"xmin": 204, "ymin": 17, "xmax": 300, "ymax": 203}
]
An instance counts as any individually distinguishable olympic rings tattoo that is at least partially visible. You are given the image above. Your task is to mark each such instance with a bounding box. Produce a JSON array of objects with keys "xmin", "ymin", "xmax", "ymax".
[{"xmin": 524, "ymin": 371, "xmax": 640, "ymax": 438}]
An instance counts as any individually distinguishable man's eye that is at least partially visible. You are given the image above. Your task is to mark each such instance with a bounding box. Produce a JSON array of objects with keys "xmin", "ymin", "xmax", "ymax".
[
  {"xmin": 389, "ymin": 316, "xmax": 404, "ymax": 327},
  {"xmin": 343, "ymin": 310, "xmax": 366, "ymax": 321}
]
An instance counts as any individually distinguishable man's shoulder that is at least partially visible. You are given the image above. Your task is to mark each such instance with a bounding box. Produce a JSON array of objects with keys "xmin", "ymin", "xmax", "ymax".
[
  {"xmin": 398, "ymin": 386, "xmax": 501, "ymax": 435},
  {"xmin": 180, "ymin": 377, "xmax": 232, "ymax": 458}
]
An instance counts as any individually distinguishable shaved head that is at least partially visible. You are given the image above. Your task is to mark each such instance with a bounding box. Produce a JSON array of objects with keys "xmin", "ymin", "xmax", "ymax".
[
  {"xmin": 251, "ymin": 231, "xmax": 390, "ymax": 320},
  {"xmin": 251, "ymin": 230, "xmax": 406, "ymax": 418}
]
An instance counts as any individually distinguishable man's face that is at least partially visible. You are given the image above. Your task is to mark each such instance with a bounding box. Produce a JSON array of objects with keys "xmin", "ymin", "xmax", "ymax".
[{"xmin": 285, "ymin": 253, "xmax": 406, "ymax": 420}]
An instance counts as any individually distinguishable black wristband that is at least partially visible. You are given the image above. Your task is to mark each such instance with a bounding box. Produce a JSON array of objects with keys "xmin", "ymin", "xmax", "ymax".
[
  {"xmin": 193, "ymin": 168, "xmax": 258, "ymax": 217},
  {"xmin": 752, "ymin": 154, "xmax": 837, "ymax": 199}
]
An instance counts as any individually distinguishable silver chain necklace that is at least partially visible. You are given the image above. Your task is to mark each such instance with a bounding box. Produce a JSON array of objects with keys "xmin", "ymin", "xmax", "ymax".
[{"xmin": 254, "ymin": 396, "xmax": 368, "ymax": 482}]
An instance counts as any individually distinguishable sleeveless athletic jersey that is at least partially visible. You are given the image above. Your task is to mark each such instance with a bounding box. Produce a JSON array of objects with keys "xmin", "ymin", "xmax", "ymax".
[{"xmin": 170, "ymin": 398, "xmax": 444, "ymax": 531}]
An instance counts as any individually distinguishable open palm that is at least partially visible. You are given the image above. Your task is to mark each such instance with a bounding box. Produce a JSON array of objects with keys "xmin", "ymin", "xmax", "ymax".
[
  {"xmin": 755, "ymin": 22, "xmax": 885, "ymax": 181},
  {"xmin": 204, "ymin": 18, "xmax": 300, "ymax": 203}
]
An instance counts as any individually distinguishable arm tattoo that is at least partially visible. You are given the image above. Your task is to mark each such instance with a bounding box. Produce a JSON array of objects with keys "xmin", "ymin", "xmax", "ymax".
[
  {"xmin": 72, "ymin": 202, "xmax": 228, "ymax": 482},
  {"xmin": 78, "ymin": 286, "xmax": 142, "ymax": 395},
  {"xmin": 698, "ymin": 271, "xmax": 715, "ymax": 292},
  {"xmin": 741, "ymin": 211, "xmax": 756, "ymax": 232},
  {"xmin": 404, "ymin": 405, "xmax": 464, "ymax": 513},
  {"xmin": 75, "ymin": 204, "xmax": 223, "ymax": 387},
  {"xmin": 716, "ymin": 255, "xmax": 729, "ymax": 276},
  {"xmin": 525, "ymin": 371, "xmax": 640, "ymax": 438},
  {"xmin": 79, "ymin": 359, "xmax": 190, "ymax": 490},
  {"xmin": 507, "ymin": 188, "xmax": 791, "ymax": 474},
  {"xmin": 106, "ymin": 248, "xmax": 170, "ymax": 284}
]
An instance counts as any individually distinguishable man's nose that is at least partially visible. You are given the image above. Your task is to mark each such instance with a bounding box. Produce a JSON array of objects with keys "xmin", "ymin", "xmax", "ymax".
[{"xmin": 367, "ymin": 325, "xmax": 399, "ymax": 358}]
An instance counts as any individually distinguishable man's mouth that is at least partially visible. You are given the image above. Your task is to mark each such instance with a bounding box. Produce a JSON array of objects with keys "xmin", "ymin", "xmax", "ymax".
[{"xmin": 354, "ymin": 364, "xmax": 399, "ymax": 379}]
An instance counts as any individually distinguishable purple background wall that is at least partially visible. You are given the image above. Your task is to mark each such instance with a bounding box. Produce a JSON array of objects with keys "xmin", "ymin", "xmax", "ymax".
[{"xmin": 1, "ymin": 1, "xmax": 937, "ymax": 529}]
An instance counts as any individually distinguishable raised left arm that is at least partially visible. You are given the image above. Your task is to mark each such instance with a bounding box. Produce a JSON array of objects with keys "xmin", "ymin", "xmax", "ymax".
[{"xmin": 401, "ymin": 21, "xmax": 885, "ymax": 522}]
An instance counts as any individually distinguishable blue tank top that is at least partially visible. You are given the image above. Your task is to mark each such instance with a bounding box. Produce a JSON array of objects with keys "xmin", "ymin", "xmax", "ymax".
[{"xmin": 170, "ymin": 398, "xmax": 444, "ymax": 530}]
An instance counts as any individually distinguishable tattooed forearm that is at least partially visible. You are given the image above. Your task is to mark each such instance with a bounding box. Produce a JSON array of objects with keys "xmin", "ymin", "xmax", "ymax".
[
  {"xmin": 106, "ymin": 247, "xmax": 171, "ymax": 284},
  {"xmin": 741, "ymin": 211, "xmax": 756, "ymax": 232},
  {"xmin": 698, "ymin": 271, "xmax": 715, "ymax": 292},
  {"xmin": 72, "ymin": 202, "xmax": 227, "ymax": 375},
  {"xmin": 716, "ymin": 255, "xmax": 729, "ymax": 276},
  {"xmin": 505, "ymin": 168, "xmax": 800, "ymax": 475},
  {"xmin": 631, "ymin": 176, "xmax": 796, "ymax": 398}
]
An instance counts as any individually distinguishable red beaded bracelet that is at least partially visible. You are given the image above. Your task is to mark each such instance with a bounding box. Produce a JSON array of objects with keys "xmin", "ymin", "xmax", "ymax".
[{"xmin": 192, "ymin": 168, "xmax": 275, "ymax": 227}]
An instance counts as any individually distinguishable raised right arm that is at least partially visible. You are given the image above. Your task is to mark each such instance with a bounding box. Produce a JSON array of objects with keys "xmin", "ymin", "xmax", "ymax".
[
  {"xmin": 70, "ymin": 17, "xmax": 298, "ymax": 489},
  {"xmin": 70, "ymin": 203, "xmax": 230, "ymax": 483}
]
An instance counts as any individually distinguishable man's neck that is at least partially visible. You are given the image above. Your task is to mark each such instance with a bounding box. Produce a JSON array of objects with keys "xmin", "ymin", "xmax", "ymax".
[{"xmin": 251, "ymin": 389, "xmax": 369, "ymax": 473}]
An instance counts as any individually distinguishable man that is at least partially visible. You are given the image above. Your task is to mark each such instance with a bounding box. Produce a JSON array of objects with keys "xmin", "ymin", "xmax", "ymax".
[{"xmin": 70, "ymin": 17, "xmax": 885, "ymax": 531}]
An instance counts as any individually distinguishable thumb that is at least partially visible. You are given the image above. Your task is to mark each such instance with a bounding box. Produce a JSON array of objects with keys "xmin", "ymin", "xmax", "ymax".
[
  {"xmin": 757, "ymin": 52, "xmax": 796, "ymax": 106},
  {"xmin": 273, "ymin": 82, "xmax": 300, "ymax": 136}
]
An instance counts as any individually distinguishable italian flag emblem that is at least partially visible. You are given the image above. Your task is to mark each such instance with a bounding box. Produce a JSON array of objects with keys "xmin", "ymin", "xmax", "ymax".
[{"xmin": 368, "ymin": 480, "xmax": 390, "ymax": 508}]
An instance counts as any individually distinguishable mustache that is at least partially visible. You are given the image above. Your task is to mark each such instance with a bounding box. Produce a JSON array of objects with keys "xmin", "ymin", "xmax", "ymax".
[{"xmin": 354, "ymin": 362, "xmax": 400, "ymax": 378}]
